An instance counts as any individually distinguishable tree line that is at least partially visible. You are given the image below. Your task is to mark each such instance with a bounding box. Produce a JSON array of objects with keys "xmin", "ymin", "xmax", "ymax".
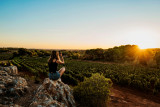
[
  {"xmin": 82, "ymin": 45, "xmax": 160, "ymax": 67},
  {"xmin": 63, "ymin": 45, "xmax": 160, "ymax": 68}
]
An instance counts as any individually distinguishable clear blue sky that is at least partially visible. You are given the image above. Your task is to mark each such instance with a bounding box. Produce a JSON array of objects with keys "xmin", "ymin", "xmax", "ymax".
[{"xmin": 0, "ymin": 0, "xmax": 160, "ymax": 49}]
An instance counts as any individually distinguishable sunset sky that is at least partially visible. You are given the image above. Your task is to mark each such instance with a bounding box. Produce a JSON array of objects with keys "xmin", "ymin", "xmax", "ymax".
[{"xmin": 0, "ymin": 0, "xmax": 160, "ymax": 49}]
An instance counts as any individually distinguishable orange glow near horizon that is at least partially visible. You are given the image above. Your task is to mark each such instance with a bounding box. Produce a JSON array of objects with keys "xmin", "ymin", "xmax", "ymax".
[{"xmin": 0, "ymin": 40, "xmax": 159, "ymax": 50}]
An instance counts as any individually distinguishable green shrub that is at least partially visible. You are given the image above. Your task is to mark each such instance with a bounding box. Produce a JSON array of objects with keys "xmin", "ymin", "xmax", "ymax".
[{"xmin": 73, "ymin": 73, "xmax": 112, "ymax": 107}]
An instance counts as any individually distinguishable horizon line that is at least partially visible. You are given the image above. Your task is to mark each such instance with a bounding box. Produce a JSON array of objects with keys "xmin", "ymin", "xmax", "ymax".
[{"xmin": 0, "ymin": 45, "xmax": 159, "ymax": 50}]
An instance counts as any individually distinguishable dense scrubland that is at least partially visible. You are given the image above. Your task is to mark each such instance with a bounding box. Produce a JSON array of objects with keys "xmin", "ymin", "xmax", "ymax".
[{"xmin": 0, "ymin": 45, "xmax": 160, "ymax": 106}]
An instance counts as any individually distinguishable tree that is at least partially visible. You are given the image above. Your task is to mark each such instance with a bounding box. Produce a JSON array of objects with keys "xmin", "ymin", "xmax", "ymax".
[
  {"xmin": 18, "ymin": 48, "xmax": 28, "ymax": 56},
  {"xmin": 84, "ymin": 48, "xmax": 104, "ymax": 60}
]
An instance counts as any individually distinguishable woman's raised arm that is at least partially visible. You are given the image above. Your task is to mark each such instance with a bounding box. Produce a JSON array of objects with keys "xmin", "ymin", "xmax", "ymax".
[{"xmin": 56, "ymin": 53, "xmax": 64, "ymax": 64}]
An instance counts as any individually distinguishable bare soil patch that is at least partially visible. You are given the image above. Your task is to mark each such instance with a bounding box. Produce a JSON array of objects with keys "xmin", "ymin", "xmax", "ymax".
[{"xmin": 108, "ymin": 85, "xmax": 160, "ymax": 107}]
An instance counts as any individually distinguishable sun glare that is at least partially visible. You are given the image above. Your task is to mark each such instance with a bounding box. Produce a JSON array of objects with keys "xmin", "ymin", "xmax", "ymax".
[
  {"xmin": 138, "ymin": 43, "xmax": 155, "ymax": 49},
  {"xmin": 125, "ymin": 28, "xmax": 158, "ymax": 49}
]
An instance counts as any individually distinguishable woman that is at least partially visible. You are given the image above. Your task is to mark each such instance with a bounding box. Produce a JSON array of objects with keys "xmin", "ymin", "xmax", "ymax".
[{"xmin": 48, "ymin": 50, "xmax": 65, "ymax": 80}]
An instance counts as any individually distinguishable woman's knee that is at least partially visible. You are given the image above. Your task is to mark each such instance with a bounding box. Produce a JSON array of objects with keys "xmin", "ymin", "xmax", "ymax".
[
  {"xmin": 60, "ymin": 67, "xmax": 65, "ymax": 72},
  {"xmin": 62, "ymin": 67, "xmax": 65, "ymax": 71}
]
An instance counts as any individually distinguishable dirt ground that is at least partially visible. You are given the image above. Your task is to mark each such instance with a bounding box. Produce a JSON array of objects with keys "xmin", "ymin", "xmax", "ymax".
[{"xmin": 108, "ymin": 85, "xmax": 160, "ymax": 107}]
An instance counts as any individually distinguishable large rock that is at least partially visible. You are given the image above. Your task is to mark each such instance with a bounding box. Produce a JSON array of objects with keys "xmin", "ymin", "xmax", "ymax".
[
  {"xmin": 30, "ymin": 78, "xmax": 76, "ymax": 107},
  {"xmin": 0, "ymin": 65, "xmax": 18, "ymax": 75},
  {"xmin": 0, "ymin": 70, "xmax": 28, "ymax": 105}
]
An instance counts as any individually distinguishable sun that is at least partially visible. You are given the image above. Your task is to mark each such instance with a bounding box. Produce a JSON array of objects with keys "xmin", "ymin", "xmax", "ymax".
[
  {"xmin": 138, "ymin": 41, "xmax": 156, "ymax": 49},
  {"xmin": 137, "ymin": 35, "xmax": 157, "ymax": 49},
  {"xmin": 124, "ymin": 28, "xmax": 158, "ymax": 49}
]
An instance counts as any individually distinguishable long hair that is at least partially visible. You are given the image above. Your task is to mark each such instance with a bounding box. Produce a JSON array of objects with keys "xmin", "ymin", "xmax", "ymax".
[{"xmin": 48, "ymin": 51, "xmax": 60, "ymax": 63}]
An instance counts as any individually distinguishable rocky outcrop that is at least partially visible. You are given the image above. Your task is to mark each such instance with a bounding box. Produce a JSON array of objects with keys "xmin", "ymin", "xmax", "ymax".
[
  {"xmin": 30, "ymin": 78, "xmax": 76, "ymax": 107},
  {"xmin": 0, "ymin": 70, "xmax": 28, "ymax": 105},
  {"xmin": 0, "ymin": 65, "xmax": 76, "ymax": 107},
  {"xmin": 0, "ymin": 65, "xmax": 18, "ymax": 75}
]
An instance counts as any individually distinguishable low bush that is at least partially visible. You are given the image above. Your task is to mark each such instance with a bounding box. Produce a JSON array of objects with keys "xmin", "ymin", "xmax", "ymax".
[{"xmin": 73, "ymin": 73, "xmax": 112, "ymax": 107}]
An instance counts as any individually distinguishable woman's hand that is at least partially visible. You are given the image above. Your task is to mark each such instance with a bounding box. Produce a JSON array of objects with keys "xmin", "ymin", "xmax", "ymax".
[
  {"xmin": 60, "ymin": 53, "xmax": 63, "ymax": 57},
  {"xmin": 57, "ymin": 52, "xmax": 64, "ymax": 64}
]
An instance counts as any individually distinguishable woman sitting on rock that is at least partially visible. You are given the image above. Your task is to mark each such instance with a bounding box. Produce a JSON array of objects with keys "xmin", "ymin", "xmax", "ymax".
[{"xmin": 48, "ymin": 51, "xmax": 65, "ymax": 80}]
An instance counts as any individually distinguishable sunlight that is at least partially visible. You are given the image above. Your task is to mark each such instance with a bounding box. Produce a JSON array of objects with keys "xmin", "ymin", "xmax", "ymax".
[
  {"xmin": 124, "ymin": 28, "xmax": 158, "ymax": 49},
  {"xmin": 138, "ymin": 39, "xmax": 156, "ymax": 49}
]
